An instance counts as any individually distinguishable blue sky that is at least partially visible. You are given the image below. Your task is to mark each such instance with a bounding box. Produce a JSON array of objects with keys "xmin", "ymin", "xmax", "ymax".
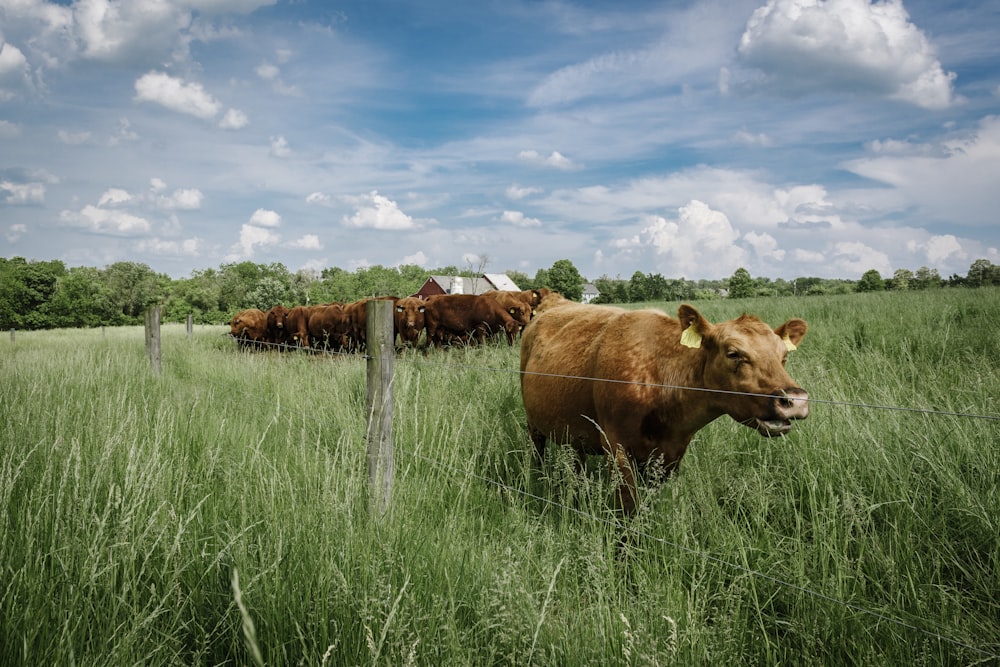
[{"xmin": 1, "ymin": 0, "xmax": 998, "ymax": 281}]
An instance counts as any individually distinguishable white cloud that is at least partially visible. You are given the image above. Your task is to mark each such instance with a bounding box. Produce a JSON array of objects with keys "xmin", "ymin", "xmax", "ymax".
[
  {"xmin": 306, "ymin": 192, "xmax": 332, "ymax": 206},
  {"xmin": 108, "ymin": 117, "xmax": 139, "ymax": 145},
  {"xmin": 844, "ymin": 116, "xmax": 1000, "ymax": 226},
  {"xmin": 0, "ymin": 41, "xmax": 33, "ymax": 100},
  {"xmin": 219, "ymin": 108, "xmax": 249, "ymax": 130},
  {"xmin": 744, "ymin": 230, "xmax": 785, "ymax": 261},
  {"xmin": 500, "ymin": 210, "xmax": 542, "ymax": 228},
  {"xmin": 61, "ymin": 205, "xmax": 152, "ymax": 236},
  {"xmin": 737, "ymin": 0, "xmax": 955, "ymax": 109},
  {"xmin": 97, "ymin": 188, "xmax": 132, "ymax": 206},
  {"xmin": 0, "ymin": 120, "xmax": 21, "ymax": 137},
  {"xmin": 288, "ymin": 234, "xmax": 321, "ymax": 250},
  {"xmin": 134, "ymin": 71, "xmax": 222, "ymax": 119},
  {"xmin": 233, "ymin": 223, "xmax": 280, "ymax": 259},
  {"xmin": 150, "ymin": 178, "xmax": 168, "ymax": 193},
  {"xmin": 399, "ymin": 250, "xmax": 428, "ymax": 266},
  {"xmin": 6, "ymin": 223, "xmax": 28, "ymax": 243},
  {"xmin": 157, "ymin": 188, "xmax": 203, "ymax": 210},
  {"xmin": 732, "ymin": 128, "xmax": 773, "ymax": 147},
  {"xmin": 610, "ymin": 200, "xmax": 747, "ymax": 276},
  {"xmin": 832, "ymin": 241, "xmax": 892, "ymax": 276},
  {"xmin": 0, "ymin": 181, "xmax": 46, "ymax": 205},
  {"xmin": 57, "ymin": 129, "xmax": 92, "ymax": 145},
  {"xmin": 518, "ymin": 149, "xmax": 580, "ymax": 171},
  {"xmin": 342, "ymin": 191, "xmax": 416, "ymax": 230},
  {"xmin": 909, "ymin": 234, "xmax": 965, "ymax": 266},
  {"xmin": 249, "ymin": 208, "xmax": 282, "ymax": 227},
  {"xmin": 256, "ymin": 63, "xmax": 279, "ymax": 80},
  {"xmin": 270, "ymin": 135, "xmax": 291, "ymax": 157},
  {"xmin": 135, "ymin": 237, "xmax": 201, "ymax": 256},
  {"xmin": 506, "ymin": 184, "xmax": 543, "ymax": 200}
]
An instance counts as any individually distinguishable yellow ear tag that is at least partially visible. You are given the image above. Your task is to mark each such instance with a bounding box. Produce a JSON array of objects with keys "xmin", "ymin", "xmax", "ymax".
[
  {"xmin": 783, "ymin": 336, "xmax": 797, "ymax": 352},
  {"xmin": 680, "ymin": 324, "xmax": 702, "ymax": 349}
]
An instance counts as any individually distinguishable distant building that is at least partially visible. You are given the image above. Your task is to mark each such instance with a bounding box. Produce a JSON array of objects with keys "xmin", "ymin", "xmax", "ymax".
[
  {"xmin": 581, "ymin": 282, "xmax": 601, "ymax": 304},
  {"xmin": 414, "ymin": 274, "xmax": 521, "ymax": 298}
]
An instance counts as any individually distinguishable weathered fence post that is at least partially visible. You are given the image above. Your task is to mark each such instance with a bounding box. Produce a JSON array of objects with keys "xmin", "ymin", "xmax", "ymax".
[
  {"xmin": 186, "ymin": 313, "xmax": 194, "ymax": 341},
  {"xmin": 366, "ymin": 299, "xmax": 394, "ymax": 516},
  {"xmin": 145, "ymin": 306, "xmax": 161, "ymax": 376}
]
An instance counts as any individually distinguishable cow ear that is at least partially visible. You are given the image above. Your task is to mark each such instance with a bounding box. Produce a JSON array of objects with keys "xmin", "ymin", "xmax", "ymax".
[
  {"xmin": 677, "ymin": 304, "xmax": 712, "ymax": 349},
  {"xmin": 774, "ymin": 319, "xmax": 807, "ymax": 351}
]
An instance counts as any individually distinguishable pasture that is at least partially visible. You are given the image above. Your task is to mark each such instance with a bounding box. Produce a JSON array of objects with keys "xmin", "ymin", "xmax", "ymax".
[{"xmin": 1, "ymin": 288, "xmax": 998, "ymax": 665}]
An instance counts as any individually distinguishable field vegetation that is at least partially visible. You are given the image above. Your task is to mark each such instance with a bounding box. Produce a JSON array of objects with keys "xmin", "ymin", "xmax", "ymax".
[{"xmin": 2, "ymin": 288, "xmax": 998, "ymax": 665}]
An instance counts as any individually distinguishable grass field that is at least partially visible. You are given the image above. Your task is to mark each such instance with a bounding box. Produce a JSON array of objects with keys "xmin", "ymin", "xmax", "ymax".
[{"xmin": 2, "ymin": 288, "xmax": 998, "ymax": 665}]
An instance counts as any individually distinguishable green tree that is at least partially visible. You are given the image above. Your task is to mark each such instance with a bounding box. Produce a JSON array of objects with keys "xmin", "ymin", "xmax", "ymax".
[
  {"xmin": 0, "ymin": 257, "xmax": 67, "ymax": 329},
  {"xmin": 103, "ymin": 261, "xmax": 164, "ymax": 319},
  {"xmin": 727, "ymin": 267, "xmax": 755, "ymax": 299},
  {"xmin": 41, "ymin": 267, "xmax": 116, "ymax": 328},
  {"xmin": 545, "ymin": 259, "xmax": 584, "ymax": 301},
  {"xmin": 891, "ymin": 268, "xmax": 914, "ymax": 290},
  {"xmin": 912, "ymin": 266, "xmax": 941, "ymax": 289},
  {"xmin": 856, "ymin": 269, "xmax": 885, "ymax": 292},
  {"xmin": 966, "ymin": 259, "xmax": 997, "ymax": 287}
]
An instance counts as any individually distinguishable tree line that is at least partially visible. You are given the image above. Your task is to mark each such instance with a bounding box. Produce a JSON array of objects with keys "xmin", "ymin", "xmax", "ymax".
[{"xmin": 1, "ymin": 255, "xmax": 997, "ymax": 331}]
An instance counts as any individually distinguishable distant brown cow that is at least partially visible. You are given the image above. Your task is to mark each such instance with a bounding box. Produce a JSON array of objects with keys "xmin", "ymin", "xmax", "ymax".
[
  {"xmin": 393, "ymin": 297, "xmax": 427, "ymax": 347},
  {"xmin": 265, "ymin": 304, "xmax": 290, "ymax": 347},
  {"xmin": 228, "ymin": 308, "xmax": 268, "ymax": 350},
  {"xmin": 520, "ymin": 303, "xmax": 809, "ymax": 514},
  {"xmin": 423, "ymin": 293, "xmax": 520, "ymax": 347},
  {"xmin": 284, "ymin": 305, "xmax": 311, "ymax": 348},
  {"xmin": 308, "ymin": 303, "xmax": 351, "ymax": 351},
  {"xmin": 344, "ymin": 296, "xmax": 399, "ymax": 352},
  {"xmin": 482, "ymin": 291, "xmax": 533, "ymax": 331}
]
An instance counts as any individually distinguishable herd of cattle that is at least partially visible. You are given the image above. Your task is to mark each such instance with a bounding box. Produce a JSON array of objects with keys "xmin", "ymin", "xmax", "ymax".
[
  {"xmin": 226, "ymin": 288, "xmax": 553, "ymax": 352},
  {"xmin": 229, "ymin": 288, "xmax": 811, "ymax": 514}
]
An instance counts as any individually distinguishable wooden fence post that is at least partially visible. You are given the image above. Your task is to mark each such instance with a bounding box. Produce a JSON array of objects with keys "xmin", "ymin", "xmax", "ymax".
[
  {"xmin": 365, "ymin": 299, "xmax": 394, "ymax": 516},
  {"xmin": 186, "ymin": 313, "xmax": 194, "ymax": 341},
  {"xmin": 145, "ymin": 306, "xmax": 161, "ymax": 376}
]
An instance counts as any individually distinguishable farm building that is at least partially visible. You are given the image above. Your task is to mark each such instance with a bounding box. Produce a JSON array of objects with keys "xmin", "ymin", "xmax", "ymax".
[
  {"xmin": 581, "ymin": 282, "xmax": 601, "ymax": 304},
  {"xmin": 414, "ymin": 273, "xmax": 521, "ymax": 298}
]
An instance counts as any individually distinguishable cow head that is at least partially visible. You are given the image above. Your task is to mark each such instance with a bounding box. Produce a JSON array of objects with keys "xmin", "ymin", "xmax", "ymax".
[
  {"xmin": 678, "ymin": 304, "xmax": 808, "ymax": 436},
  {"xmin": 266, "ymin": 304, "xmax": 289, "ymax": 330},
  {"xmin": 394, "ymin": 298, "xmax": 427, "ymax": 344}
]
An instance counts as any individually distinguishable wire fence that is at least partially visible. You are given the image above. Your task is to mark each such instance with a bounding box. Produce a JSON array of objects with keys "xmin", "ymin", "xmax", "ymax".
[{"xmin": 131, "ymin": 322, "xmax": 1000, "ymax": 659}]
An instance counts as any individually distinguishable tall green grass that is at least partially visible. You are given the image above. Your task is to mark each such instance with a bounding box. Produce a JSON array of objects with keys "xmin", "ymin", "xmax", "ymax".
[{"xmin": 1, "ymin": 290, "xmax": 998, "ymax": 665}]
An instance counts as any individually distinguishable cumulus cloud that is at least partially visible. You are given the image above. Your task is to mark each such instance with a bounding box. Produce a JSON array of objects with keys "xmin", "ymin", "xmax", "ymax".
[
  {"xmin": 506, "ymin": 184, "xmax": 543, "ymax": 200},
  {"xmin": 305, "ymin": 192, "xmax": 332, "ymax": 206},
  {"xmin": 233, "ymin": 223, "xmax": 280, "ymax": 258},
  {"xmin": 744, "ymin": 230, "xmax": 785, "ymax": 261},
  {"xmin": 219, "ymin": 108, "xmax": 249, "ymax": 130},
  {"xmin": 270, "ymin": 135, "xmax": 291, "ymax": 157},
  {"xmin": 342, "ymin": 191, "xmax": 416, "ymax": 230},
  {"xmin": 399, "ymin": 250, "xmax": 428, "ymax": 266},
  {"xmin": 0, "ymin": 41, "xmax": 33, "ymax": 100},
  {"xmin": 98, "ymin": 188, "xmax": 132, "ymax": 206},
  {"xmin": 248, "ymin": 208, "xmax": 281, "ymax": 227},
  {"xmin": 737, "ymin": 0, "xmax": 955, "ymax": 109},
  {"xmin": 135, "ymin": 237, "xmax": 201, "ymax": 256},
  {"xmin": 6, "ymin": 223, "xmax": 28, "ymax": 243},
  {"xmin": 831, "ymin": 240, "xmax": 892, "ymax": 276},
  {"xmin": 61, "ymin": 205, "xmax": 152, "ymax": 236},
  {"xmin": 134, "ymin": 71, "xmax": 222, "ymax": 119},
  {"xmin": 0, "ymin": 181, "xmax": 46, "ymax": 205},
  {"xmin": 518, "ymin": 150, "xmax": 580, "ymax": 171},
  {"xmin": 156, "ymin": 188, "xmax": 203, "ymax": 210},
  {"xmin": 610, "ymin": 200, "xmax": 747, "ymax": 276},
  {"xmin": 500, "ymin": 210, "xmax": 542, "ymax": 228},
  {"xmin": 288, "ymin": 234, "xmax": 322, "ymax": 250},
  {"xmin": 908, "ymin": 234, "xmax": 966, "ymax": 266}
]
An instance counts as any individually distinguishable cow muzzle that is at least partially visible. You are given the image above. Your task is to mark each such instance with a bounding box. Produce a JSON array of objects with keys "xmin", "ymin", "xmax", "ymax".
[{"xmin": 755, "ymin": 388, "xmax": 809, "ymax": 437}]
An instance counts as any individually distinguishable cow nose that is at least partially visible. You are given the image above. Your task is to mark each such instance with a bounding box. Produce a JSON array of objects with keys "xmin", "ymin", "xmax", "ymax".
[{"xmin": 776, "ymin": 388, "xmax": 809, "ymax": 420}]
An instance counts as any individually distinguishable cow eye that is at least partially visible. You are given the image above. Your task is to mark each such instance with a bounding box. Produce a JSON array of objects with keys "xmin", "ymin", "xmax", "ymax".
[{"xmin": 726, "ymin": 350, "xmax": 742, "ymax": 362}]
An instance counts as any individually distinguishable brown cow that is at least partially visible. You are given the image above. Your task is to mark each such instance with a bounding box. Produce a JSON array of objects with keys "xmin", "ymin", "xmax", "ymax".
[
  {"xmin": 520, "ymin": 303, "xmax": 808, "ymax": 514},
  {"xmin": 228, "ymin": 308, "xmax": 268, "ymax": 350},
  {"xmin": 265, "ymin": 304, "xmax": 290, "ymax": 347},
  {"xmin": 393, "ymin": 297, "xmax": 427, "ymax": 347},
  {"xmin": 284, "ymin": 305, "xmax": 311, "ymax": 348},
  {"xmin": 423, "ymin": 293, "xmax": 520, "ymax": 347},
  {"xmin": 343, "ymin": 296, "xmax": 399, "ymax": 352},
  {"xmin": 482, "ymin": 291, "xmax": 533, "ymax": 331},
  {"xmin": 307, "ymin": 303, "xmax": 351, "ymax": 351}
]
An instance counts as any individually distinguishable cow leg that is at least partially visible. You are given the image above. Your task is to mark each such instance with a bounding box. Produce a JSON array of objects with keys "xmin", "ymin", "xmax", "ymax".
[
  {"xmin": 528, "ymin": 427, "xmax": 546, "ymax": 461},
  {"xmin": 607, "ymin": 442, "xmax": 638, "ymax": 515}
]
